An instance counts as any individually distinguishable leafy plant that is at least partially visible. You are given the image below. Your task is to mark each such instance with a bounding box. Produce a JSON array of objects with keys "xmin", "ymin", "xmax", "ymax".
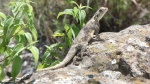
[
  {"xmin": 57, "ymin": 1, "xmax": 91, "ymax": 27},
  {"xmin": 0, "ymin": 0, "xmax": 39, "ymax": 81},
  {"xmin": 40, "ymin": 1, "xmax": 91, "ymax": 69},
  {"xmin": 37, "ymin": 43, "xmax": 64, "ymax": 70},
  {"xmin": 54, "ymin": 1, "xmax": 91, "ymax": 46}
]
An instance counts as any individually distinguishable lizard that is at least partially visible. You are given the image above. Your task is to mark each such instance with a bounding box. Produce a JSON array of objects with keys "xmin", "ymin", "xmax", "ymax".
[{"xmin": 38, "ymin": 7, "xmax": 108, "ymax": 71}]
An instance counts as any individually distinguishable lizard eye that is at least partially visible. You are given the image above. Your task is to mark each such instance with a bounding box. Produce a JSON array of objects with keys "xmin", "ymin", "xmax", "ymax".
[
  {"xmin": 96, "ymin": 15, "xmax": 99, "ymax": 17},
  {"xmin": 99, "ymin": 10, "xmax": 103, "ymax": 13}
]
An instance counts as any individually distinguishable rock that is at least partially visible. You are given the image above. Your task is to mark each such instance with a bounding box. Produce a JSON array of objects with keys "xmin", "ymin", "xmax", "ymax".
[
  {"xmin": 102, "ymin": 70, "xmax": 122, "ymax": 79},
  {"xmin": 21, "ymin": 24, "xmax": 150, "ymax": 83}
]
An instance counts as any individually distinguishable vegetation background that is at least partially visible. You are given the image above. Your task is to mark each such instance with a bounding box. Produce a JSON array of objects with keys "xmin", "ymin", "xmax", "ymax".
[
  {"xmin": 0, "ymin": 0, "xmax": 150, "ymax": 81},
  {"xmin": 28, "ymin": 0, "xmax": 149, "ymax": 47},
  {"xmin": 1, "ymin": 0, "xmax": 150, "ymax": 39}
]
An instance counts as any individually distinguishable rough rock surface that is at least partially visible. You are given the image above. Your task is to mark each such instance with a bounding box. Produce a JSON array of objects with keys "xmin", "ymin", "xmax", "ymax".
[{"xmin": 25, "ymin": 24, "xmax": 150, "ymax": 84}]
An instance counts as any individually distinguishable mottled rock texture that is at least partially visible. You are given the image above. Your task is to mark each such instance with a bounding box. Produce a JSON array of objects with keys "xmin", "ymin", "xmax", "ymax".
[{"xmin": 26, "ymin": 24, "xmax": 150, "ymax": 84}]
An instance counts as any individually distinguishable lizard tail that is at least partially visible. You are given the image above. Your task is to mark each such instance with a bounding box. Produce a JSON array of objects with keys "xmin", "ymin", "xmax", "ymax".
[{"xmin": 38, "ymin": 44, "xmax": 78, "ymax": 71}]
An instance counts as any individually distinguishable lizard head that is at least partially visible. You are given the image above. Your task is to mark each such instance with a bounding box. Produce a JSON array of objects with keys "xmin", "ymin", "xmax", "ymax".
[{"xmin": 94, "ymin": 7, "xmax": 108, "ymax": 21}]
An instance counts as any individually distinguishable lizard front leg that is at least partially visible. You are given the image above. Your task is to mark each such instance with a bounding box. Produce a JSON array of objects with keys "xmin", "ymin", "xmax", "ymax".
[{"xmin": 92, "ymin": 24, "xmax": 101, "ymax": 41}]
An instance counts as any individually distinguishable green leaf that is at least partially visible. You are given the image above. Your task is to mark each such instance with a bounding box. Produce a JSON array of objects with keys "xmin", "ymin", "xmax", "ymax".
[
  {"xmin": 0, "ymin": 64, "xmax": 5, "ymax": 81},
  {"xmin": 65, "ymin": 37, "xmax": 72, "ymax": 47},
  {"xmin": 0, "ymin": 30, "xmax": 3, "ymax": 37},
  {"xmin": 73, "ymin": 7, "xmax": 79, "ymax": 18},
  {"xmin": 41, "ymin": 44, "xmax": 59, "ymax": 66},
  {"xmin": 11, "ymin": 43, "xmax": 25, "ymax": 60},
  {"xmin": 16, "ymin": 11, "xmax": 23, "ymax": 18},
  {"xmin": 0, "ymin": 16, "xmax": 14, "ymax": 53},
  {"xmin": 11, "ymin": 56, "xmax": 22, "ymax": 80},
  {"xmin": 64, "ymin": 24, "xmax": 72, "ymax": 46},
  {"xmin": 11, "ymin": 2, "xmax": 24, "ymax": 17},
  {"xmin": 26, "ymin": 4, "xmax": 33, "ymax": 15},
  {"xmin": 56, "ymin": 43, "xmax": 64, "ymax": 51},
  {"xmin": 80, "ymin": 6, "xmax": 92, "ymax": 10},
  {"xmin": 53, "ymin": 30, "xmax": 65, "ymax": 37},
  {"xmin": 3, "ymin": 16, "xmax": 14, "ymax": 37},
  {"xmin": 37, "ymin": 64, "xmax": 45, "ymax": 70},
  {"xmin": 57, "ymin": 9, "xmax": 73, "ymax": 19},
  {"xmin": 39, "ymin": 43, "xmax": 64, "ymax": 69},
  {"xmin": 64, "ymin": 24, "xmax": 72, "ymax": 40},
  {"xmin": 8, "ymin": 18, "xmax": 23, "ymax": 38},
  {"xmin": 0, "ymin": 38, "xmax": 9, "ymax": 54},
  {"xmin": 46, "ymin": 43, "xmax": 64, "ymax": 52},
  {"xmin": 23, "ymin": 5, "xmax": 37, "ymax": 41},
  {"xmin": 4, "ymin": 57, "xmax": 10, "ymax": 67},
  {"xmin": 27, "ymin": 16, "xmax": 37, "ymax": 41},
  {"xmin": 9, "ymin": 2, "xmax": 15, "ymax": 6},
  {"xmin": 14, "ymin": 30, "xmax": 26, "ymax": 45},
  {"xmin": 29, "ymin": 25, "xmax": 37, "ymax": 41},
  {"xmin": 52, "ymin": 52, "xmax": 62, "ymax": 59},
  {"xmin": 70, "ymin": 1, "xmax": 79, "ymax": 7},
  {"xmin": 15, "ymin": 34, "xmax": 26, "ymax": 46},
  {"xmin": 4, "ymin": 44, "xmax": 24, "ymax": 66},
  {"xmin": 28, "ymin": 46, "xmax": 39, "ymax": 66},
  {"xmin": 45, "ymin": 43, "xmax": 59, "ymax": 51},
  {"xmin": 18, "ymin": 30, "xmax": 25, "ymax": 35},
  {"xmin": 0, "ymin": 12, "xmax": 6, "ymax": 20},
  {"xmin": 25, "ymin": 32, "xmax": 33, "ymax": 43},
  {"xmin": 78, "ymin": 10, "xmax": 86, "ymax": 26},
  {"xmin": 42, "ymin": 50, "xmax": 50, "ymax": 64},
  {"xmin": 3, "ymin": 47, "xmax": 13, "ymax": 67},
  {"xmin": 50, "ymin": 60, "xmax": 61, "ymax": 66},
  {"xmin": 71, "ymin": 24, "xmax": 80, "ymax": 38}
]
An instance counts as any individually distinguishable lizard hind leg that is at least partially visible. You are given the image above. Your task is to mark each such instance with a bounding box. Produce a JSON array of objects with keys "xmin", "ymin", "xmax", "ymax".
[
  {"xmin": 73, "ymin": 43, "xmax": 88, "ymax": 66},
  {"xmin": 76, "ymin": 43, "xmax": 88, "ymax": 60}
]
